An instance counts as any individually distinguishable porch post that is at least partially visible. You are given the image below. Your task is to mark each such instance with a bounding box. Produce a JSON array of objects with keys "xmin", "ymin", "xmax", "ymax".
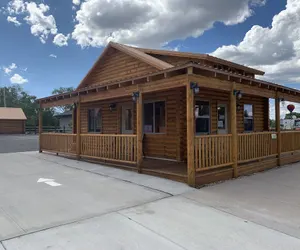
[
  {"xmin": 230, "ymin": 84, "xmax": 238, "ymax": 178},
  {"xmin": 136, "ymin": 92, "xmax": 143, "ymax": 172},
  {"xmin": 186, "ymin": 76, "xmax": 196, "ymax": 187},
  {"xmin": 76, "ymin": 98, "xmax": 81, "ymax": 160},
  {"xmin": 275, "ymin": 93, "xmax": 281, "ymax": 166},
  {"xmin": 38, "ymin": 105, "xmax": 43, "ymax": 153}
]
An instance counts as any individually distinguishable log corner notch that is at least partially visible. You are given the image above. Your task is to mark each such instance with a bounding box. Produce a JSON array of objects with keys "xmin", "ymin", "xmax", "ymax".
[
  {"xmin": 76, "ymin": 98, "xmax": 81, "ymax": 160},
  {"xmin": 136, "ymin": 91, "xmax": 143, "ymax": 173},
  {"xmin": 230, "ymin": 83, "xmax": 238, "ymax": 178},
  {"xmin": 186, "ymin": 67, "xmax": 196, "ymax": 187},
  {"xmin": 38, "ymin": 104, "xmax": 43, "ymax": 153}
]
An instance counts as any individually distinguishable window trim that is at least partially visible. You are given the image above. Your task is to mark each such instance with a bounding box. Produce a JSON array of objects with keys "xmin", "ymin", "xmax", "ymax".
[
  {"xmin": 195, "ymin": 99, "xmax": 211, "ymax": 135},
  {"xmin": 87, "ymin": 108, "xmax": 102, "ymax": 133},
  {"xmin": 243, "ymin": 103, "xmax": 254, "ymax": 132},
  {"xmin": 143, "ymin": 99, "xmax": 167, "ymax": 134}
]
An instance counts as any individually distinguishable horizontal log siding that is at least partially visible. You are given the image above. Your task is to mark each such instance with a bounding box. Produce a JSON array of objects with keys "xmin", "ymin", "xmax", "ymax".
[
  {"xmin": 85, "ymin": 48, "xmax": 158, "ymax": 88},
  {"xmin": 143, "ymin": 88, "xmax": 184, "ymax": 160},
  {"xmin": 0, "ymin": 120, "xmax": 25, "ymax": 134}
]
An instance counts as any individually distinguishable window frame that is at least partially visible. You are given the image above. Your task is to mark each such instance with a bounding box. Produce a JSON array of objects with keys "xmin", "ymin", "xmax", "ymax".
[
  {"xmin": 243, "ymin": 104, "xmax": 254, "ymax": 132},
  {"xmin": 88, "ymin": 108, "xmax": 102, "ymax": 133},
  {"xmin": 143, "ymin": 100, "xmax": 167, "ymax": 134},
  {"xmin": 195, "ymin": 99, "xmax": 211, "ymax": 135}
]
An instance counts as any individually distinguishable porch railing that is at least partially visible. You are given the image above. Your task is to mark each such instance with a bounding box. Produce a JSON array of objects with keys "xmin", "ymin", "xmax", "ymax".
[
  {"xmin": 238, "ymin": 132, "xmax": 277, "ymax": 163},
  {"xmin": 281, "ymin": 131, "xmax": 300, "ymax": 153},
  {"xmin": 195, "ymin": 134, "xmax": 232, "ymax": 170},
  {"xmin": 80, "ymin": 134, "xmax": 137, "ymax": 164},
  {"xmin": 40, "ymin": 133, "xmax": 76, "ymax": 154}
]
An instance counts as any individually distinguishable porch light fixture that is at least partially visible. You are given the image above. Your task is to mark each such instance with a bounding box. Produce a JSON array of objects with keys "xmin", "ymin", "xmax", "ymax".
[
  {"xmin": 190, "ymin": 82, "xmax": 200, "ymax": 94},
  {"xmin": 233, "ymin": 90, "xmax": 243, "ymax": 100},
  {"xmin": 132, "ymin": 92, "xmax": 140, "ymax": 102},
  {"xmin": 109, "ymin": 103, "xmax": 116, "ymax": 111}
]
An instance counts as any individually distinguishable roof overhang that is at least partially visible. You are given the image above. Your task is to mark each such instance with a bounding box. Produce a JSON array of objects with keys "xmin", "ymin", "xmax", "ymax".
[{"xmin": 38, "ymin": 62, "xmax": 300, "ymax": 108}]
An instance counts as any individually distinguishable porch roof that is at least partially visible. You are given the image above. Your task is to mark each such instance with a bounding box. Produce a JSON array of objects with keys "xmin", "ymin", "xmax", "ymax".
[{"xmin": 37, "ymin": 62, "xmax": 300, "ymax": 108}]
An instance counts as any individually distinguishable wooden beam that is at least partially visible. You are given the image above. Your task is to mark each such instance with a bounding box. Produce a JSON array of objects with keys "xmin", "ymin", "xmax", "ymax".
[
  {"xmin": 230, "ymin": 83, "xmax": 238, "ymax": 178},
  {"xmin": 136, "ymin": 92, "xmax": 143, "ymax": 172},
  {"xmin": 38, "ymin": 106, "xmax": 43, "ymax": 153},
  {"xmin": 76, "ymin": 98, "xmax": 81, "ymax": 160},
  {"xmin": 186, "ymin": 82, "xmax": 196, "ymax": 187},
  {"xmin": 275, "ymin": 93, "xmax": 281, "ymax": 166},
  {"xmin": 40, "ymin": 96, "xmax": 79, "ymax": 108}
]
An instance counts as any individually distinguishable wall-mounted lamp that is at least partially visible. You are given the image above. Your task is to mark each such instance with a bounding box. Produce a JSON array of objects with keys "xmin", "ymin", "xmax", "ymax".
[
  {"xmin": 190, "ymin": 82, "xmax": 200, "ymax": 94},
  {"xmin": 132, "ymin": 92, "xmax": 140, "ymax": 102},
  {"xmin": 233, "ymin": 90, "xmax": 243, "ymax": 100},
  {"xmin": 109, "ymin": 103, "xmax": 116, "ymax": 111}
]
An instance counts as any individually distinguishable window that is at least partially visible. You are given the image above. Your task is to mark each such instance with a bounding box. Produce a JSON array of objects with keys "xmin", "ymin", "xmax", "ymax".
[
  {"xmin": 88, "ymin": 108, "xmax": 102, "ymax": 133},
  {"xmin": 244, "ymin": 104, "xmax": 253, "ymax": 131},
  {"xmin": 144, "ymin": 101, "xmax": 166, "ymax": 133},
  {"xmin": 195, "ymin": 101, "xmax": 210, "ymax": 134}
]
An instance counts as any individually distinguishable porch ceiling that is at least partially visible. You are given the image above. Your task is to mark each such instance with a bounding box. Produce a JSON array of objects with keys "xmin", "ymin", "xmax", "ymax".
[{"xmin": 38, "ymin": 62, "xmax": 300, "ymax": 108}]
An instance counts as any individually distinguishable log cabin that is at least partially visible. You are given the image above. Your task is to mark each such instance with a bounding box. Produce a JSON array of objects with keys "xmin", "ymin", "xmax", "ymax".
[
  {"xmin": 0, "ymin": 107, "xmax": 27, "ymax": 134},
  {"xmin": 37, "ymin": 42, "xmax": 300, "ymax": 187}
]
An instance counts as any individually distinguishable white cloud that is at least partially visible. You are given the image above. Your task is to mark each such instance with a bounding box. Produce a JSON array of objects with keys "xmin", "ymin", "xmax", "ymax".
[
  {"xmin": 72, "ymin": 0, "xmax": 265, "ymax": 48},
  {"xmin": 53, "ymin": 33, "xmax": 70, "ymax": 47},
  {"xmin": 10, "ymin": 73, "xmax": 28, "ymax": 84},
  {"xmin": 7, "ymin": 0, "xmax": 25, "ymax": 14},
  {"xmin": 269, "ymin": 100, "xmax": 300, "ymax": 119},
  {"xmin": 73, "ymin": 0, "xmax": 81, "ymax": 6},
  {"xmin": 7, "ymin": 16, "xmax": 21, "ymax": 26},
  {"xmin": 24, "ymin": 2, "xmax": 58, "ymax": 44},
  {"xmin": 212, "ymin": 0, "xmax": 300, "ymax": 84},
  {"xmin": 49, "ymin": 54, "xmax": 57, "ymax": 58},
  {"xmin": 3, "ymin": 63, "xmax": 17, "ymax": 75}
]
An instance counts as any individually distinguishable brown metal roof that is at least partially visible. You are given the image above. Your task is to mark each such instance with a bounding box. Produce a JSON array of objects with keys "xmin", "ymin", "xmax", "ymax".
[
  {"xmin": 0, "ymin": 108, "xmax": 27, "ymax": 120},
  {"xmin": 136, "ymin": 47, "xmax": 265, "ymax": 76}
]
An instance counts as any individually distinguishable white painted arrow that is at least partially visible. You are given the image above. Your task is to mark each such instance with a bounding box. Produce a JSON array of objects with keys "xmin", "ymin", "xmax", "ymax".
[{"xmin": 37, "ymin": 178, "xmax": 62, "ymax": 187}]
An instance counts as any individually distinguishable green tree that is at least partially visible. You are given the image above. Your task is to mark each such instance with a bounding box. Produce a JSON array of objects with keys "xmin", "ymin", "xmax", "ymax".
[
  {"xmin": 285, "ymin": 112, "xmax": 300, "ymax": 119},
  {"xmin": 52, "ymin": 87, "xmax": 75, "ymax": 113}
]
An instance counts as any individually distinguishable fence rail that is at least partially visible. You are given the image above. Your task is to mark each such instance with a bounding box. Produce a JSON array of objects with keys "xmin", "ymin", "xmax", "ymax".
[
  {"xmin": 195, "ymin": 134, "xmax": 232, "ymax": 170},
  {"xmin": 281, "ymin": 131, "xmax": 300, "ymax": 153},
  {"xmin": 40, "ymin": 133, "xmax": 76, "ymax": 154},
  {"xmin": 26, "ymin": 126, "xmax": 72, "ymax": 134},
  {"xmin": 238, "ymin": 132, "xmax": 276, "ymax": 163},
  {"xmin": 80, "ymin": 134, "xmax": 137, "ymax": 163}
]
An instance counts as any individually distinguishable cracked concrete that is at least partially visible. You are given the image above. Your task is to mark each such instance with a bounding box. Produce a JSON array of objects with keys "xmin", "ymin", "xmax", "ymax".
[{"xmin": 1, "ymin": 151, "xmax": 300, "ymax": 249}]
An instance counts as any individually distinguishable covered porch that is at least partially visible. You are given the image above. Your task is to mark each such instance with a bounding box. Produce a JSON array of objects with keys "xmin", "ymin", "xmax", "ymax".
[{"xmin": 38, "ymin": 63, "xmax": 300, "ymax": 187}]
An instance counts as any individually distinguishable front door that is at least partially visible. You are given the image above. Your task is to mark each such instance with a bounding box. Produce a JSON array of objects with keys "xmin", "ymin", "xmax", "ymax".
[
  {"xmin": 217, "ymin": 104, "xmax": 228, "ymax": 134},
  {"xmin": 121, "ymin": 104, "xmax": 133, "ymax": 134}
]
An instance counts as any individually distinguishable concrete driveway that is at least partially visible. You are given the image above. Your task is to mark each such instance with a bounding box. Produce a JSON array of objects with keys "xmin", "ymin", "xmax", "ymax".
[
  {"xmin": 0, "ymin": 151, "xmax": 299, "ymax": 250},
  {"xmin": 0, "ymin": 135, "xmax": 38, "ymax": 153}
]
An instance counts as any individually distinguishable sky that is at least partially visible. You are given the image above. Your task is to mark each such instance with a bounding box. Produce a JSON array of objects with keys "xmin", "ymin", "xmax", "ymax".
[{"xmin": 0, "ymin": 0, "xmax": 299, "ymax": 117}]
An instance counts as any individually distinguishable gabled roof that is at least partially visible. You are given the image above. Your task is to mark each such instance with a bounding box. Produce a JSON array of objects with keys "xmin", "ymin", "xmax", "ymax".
[
  {"xmin": 135, "ymin": 47, "xmax": 265, "ymax": 76},
  {"xmin": 0, "ymin": 108, "xmax": 27, "ymax": 120},
  {"xmin": 76, "ymin": 42, "xmax": 173, "ymax": 90}
]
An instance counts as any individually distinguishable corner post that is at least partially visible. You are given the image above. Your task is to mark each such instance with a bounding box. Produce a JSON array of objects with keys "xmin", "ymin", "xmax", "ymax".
[
  {"xmin": 136, "ymin": 92, "xmax": 143, "ymax": 172},
  {"xmin": 275, "ymin": 93, "xmax": 281, "ymax": 166},
  {"xmin": 39, "ymin": 104, "xmax": 43, "ymax": 153},
  {"xmin": 76, "ymin": 97, "xmax": 81, "ymax": 160},
  {"xmin": 186, "ymin": 67, "xmax": 196, "ymax": 187},
  {"xmin": 230, "ymin": 84, "xmax": 238, "ymax": 178}
]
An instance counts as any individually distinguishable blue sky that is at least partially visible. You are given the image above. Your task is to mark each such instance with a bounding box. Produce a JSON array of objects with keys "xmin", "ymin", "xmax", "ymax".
[{"xmin": 0, "ymin": 0, "xmax": 298, "ymax": 109}]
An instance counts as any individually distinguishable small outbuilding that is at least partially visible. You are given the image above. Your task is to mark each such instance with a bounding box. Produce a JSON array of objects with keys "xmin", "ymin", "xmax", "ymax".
[{"xmin": 0, "ymin": 108, "xmax": 27, "ymax": 134}]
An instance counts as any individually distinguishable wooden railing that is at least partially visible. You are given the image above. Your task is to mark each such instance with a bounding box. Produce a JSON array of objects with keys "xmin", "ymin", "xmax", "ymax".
[
  {"xmin": 238, "ymin": 132, "xmax": 276, "ymax": 163},
  {"xmin": 40, "ymin": 133, "xmax": 76, "ymax": 154},
  {"xmin": 195, "ymin": 134, "xmax": 232, "ymax": 170},
  {"xmin": 80, "ymin": 134, "xmax": 137, "ymax": 163},
  {"xmin": 281, "ymin": 131, "xmax": 300, "ymax": 153}
]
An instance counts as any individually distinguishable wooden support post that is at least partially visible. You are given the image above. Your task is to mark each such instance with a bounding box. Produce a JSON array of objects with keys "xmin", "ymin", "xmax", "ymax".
[
  {"xmin": 275, "ymin": 93, "xmax": 281, "ymax": 166},
  {"xmin": 38, "ymin": 105, "xmax": 43, "ymax": 153},
  {"xmin": 137, "ymin": 92, "xmax": 143, "ymax": 172},
  {"xmin": 76, "ymin": 98, "xmax": 81, "ymax": 160},
  {"xmin": 186, "ymin": 82, "xmax": 196, "ymax": 187},
  {"xmin": 230, "ymin": 84, "xmax": 238, "ymax": 178}
]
